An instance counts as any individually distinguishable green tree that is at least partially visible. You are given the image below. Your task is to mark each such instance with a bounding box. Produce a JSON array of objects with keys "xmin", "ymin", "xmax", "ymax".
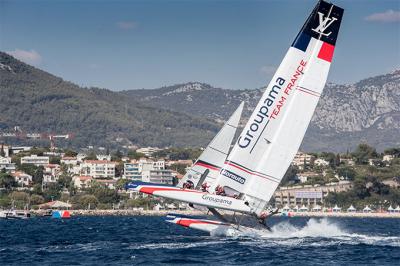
[
  {"xmin": 167, "ymin": 163, "xmax": 187, "ymax": 175},
  {"xmin": 78, "ymin": 194, "xmax": 99, "ymax": 209},
  {"xmin": 50, "ymin": 156, "xmax": 61, "ymax": 164},
  {"xmin": 336, "ymin": 166, "xmax": 357, "ymax": 180},
  {"xmin": 0, "ymin": 172, "xmax": 17, "ymax": 190},
  {"xmin": 383, "ymin": 148, "xmax": 400, "ymax": 157},
  {"xmin": 58, "ymin": 173, "xmax": 72, "ymax": 190},
  {"xmin": 281, "ymin": 165, "xmax": 298, "ymax": 185},
  {"xmin": 64, "ymin": 149, "xmax": 78, "ymax": 157},
  {"xmin": 0, "ymin": 195, "xmax": 11, "ymax": 208},
  {"xmin": 352, "ymin": 144, "xmax": 378, "ymax": 164},
  {"xmin": 0, "ymin": 145, "xmax": 5, "ymax": 157},
  {"xmin": 88, "ymin": 184, "xmax": 120, "ymax": 204},
  {"xmin": 42, "ymin": 183, "xmax": 62, "ymax": 201},
  {"xmin": 9, "ymin": 191, "xmax": 30, "ymax": 208},
  {"xmin": 127, "ymin": 150, "xmax": 145, "ymax": 160},
  {"xmin": 115, "ymin": 162, "xmax": 124, "ymax": 177},
  {"xmin": 18, "ymin": 164, "xmax": 38, "ymax": 177},
  {"xmin": 116, "ymin": 178, "xmax": 129, "ymax": 190},
  {"xmin": 85, "ymin": 151, "xmax": 97, "ymax": 160},
  {"xmin": 33, "ymin": 166, "xmax": 44, "ymax": 185},
  {"xmin": 30, "ymin": 194, "xmax": 45, "ymax": 205},
  {"xmin": 111, "ymin": 149, "xmax": 123, "ymax": 161}
]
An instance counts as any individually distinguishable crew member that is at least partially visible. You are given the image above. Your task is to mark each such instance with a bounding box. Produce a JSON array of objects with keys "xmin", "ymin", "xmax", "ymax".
[
  {"xmin": 215, "ymin": 185, "xmax": 225, "ymax": 196},
  {"xmin": 183, "ymin": 180, "xmax": 194, "ymax": 189},
  {"xmin": 201, "ymin": 182, "xmax": 209, "ymax": 192}
]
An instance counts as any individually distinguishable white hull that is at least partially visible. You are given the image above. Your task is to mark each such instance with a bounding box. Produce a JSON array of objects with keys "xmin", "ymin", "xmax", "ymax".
[
  {"xmin": 166, "ymin": 214, "xmax": 267, "ymax": 237},
  {"xmin": 129, "ymin": 182, "xmax": 253, "ymax": 214}
]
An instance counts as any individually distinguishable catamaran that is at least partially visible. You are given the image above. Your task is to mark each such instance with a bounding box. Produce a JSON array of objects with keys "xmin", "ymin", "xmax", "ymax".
[{"xmin": 127, "ymin": 0, "xmax": 344, "ymax": 234}]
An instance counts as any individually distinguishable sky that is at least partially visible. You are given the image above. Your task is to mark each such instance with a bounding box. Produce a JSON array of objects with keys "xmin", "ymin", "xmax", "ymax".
[{"xmin": 0, "ymin": 0, "xmax": 399, "ymax": 90}]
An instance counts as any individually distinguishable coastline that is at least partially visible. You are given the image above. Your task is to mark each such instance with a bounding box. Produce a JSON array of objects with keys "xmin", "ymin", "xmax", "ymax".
[{"xmin": 28, "ymin": 209, "xmax": 400, "ymax": 218}]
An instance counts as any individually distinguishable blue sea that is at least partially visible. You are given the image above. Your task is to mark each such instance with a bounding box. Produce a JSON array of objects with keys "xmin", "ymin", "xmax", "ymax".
[{"xmin": 0, "ymin": 216, "xmax": 399, "ymax": 265}]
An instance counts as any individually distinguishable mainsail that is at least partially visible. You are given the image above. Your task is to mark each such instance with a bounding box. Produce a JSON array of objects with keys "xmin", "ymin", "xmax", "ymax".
[
  {"xmin": 178, "ymin": 102, "xmax": 244, "ymax": 189},
  {"xmin": 212, "ymin": 0, "xmax": 344, "ymax": 216}
]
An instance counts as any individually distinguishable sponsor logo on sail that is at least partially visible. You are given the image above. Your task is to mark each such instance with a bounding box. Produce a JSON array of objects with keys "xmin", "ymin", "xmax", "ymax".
[
  {"xmin": 220, "ymin": 169, "xmax": 246, "ymax": 184},
  {"xmin": 237, "ymin": 77, "xmax": 285, "ymax": 149},
  {"xmin": 312, "ymin": 12, "xmax": 337, "ymax": 37},
  {"xmin": 202, "ymin": 194, "xmax": 232, "ymax": 205}
]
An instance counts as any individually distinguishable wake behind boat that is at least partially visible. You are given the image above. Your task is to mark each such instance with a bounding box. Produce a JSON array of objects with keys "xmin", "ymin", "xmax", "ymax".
[{"xmin": 128, "ymin": 0, "xmax": 344, "ymax": 235}]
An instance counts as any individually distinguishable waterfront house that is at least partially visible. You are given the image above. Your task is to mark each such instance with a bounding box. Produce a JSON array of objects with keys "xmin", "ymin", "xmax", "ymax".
[
  {"xmin": 11, "ymin": 171, "xmax": 32, "ymax": 187},
  {"xmin": 73, "ymin": 175, "xmax": 93, "ymax": 190}
]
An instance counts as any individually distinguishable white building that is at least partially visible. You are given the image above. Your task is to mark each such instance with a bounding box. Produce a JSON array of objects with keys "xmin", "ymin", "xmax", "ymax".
[
  {"xmin": 97, "ymin": 154, "xmax": 111, "ymax": 161},
  {"xmin": 136, "ymin": 147, "xmax": 162, "ymax": 157},
  {"xmin": 73, "ymin": 175, "xmax": 93, "ymax": 190},
  {"xmin": 142, "ymin": 169, "xmax": 174, "ymax": 185},
  {"xmin": 292, "ymin": 152, "xmax": 315, "ymax": 168},
  {"xmin": 43, "ymin": 164, "xmax": 61, "ymax": 184},
  {"xmin": 10, "ymin": 146, "xmax": 31, "ymax": 154},
  {"xmin": 275, "ymin": 181, "xmax": 352, "ymax": 207},
  {"xmin": 123, "ymin": 163, "xmax": 142, "ymax": 181},
  {"xmin": 314, "ymin": 158, "xmax": 330, "ymax": 167},
  {"xmin": 0, "ymin": 157, "xmax": 16, "ymax": 172},
  {"xmin": 61, "ymin": 157, "xmax": 78, "ymax": 166},
  {"xmin": 80, "ymin": 160, "xmax": 116, "ymax": 179},
  {"xmin": 296, "ymin": 171, "xmax": 319, "ymax": 183},
  {"xmin": 11, "ymin": 171, "xmax": 32, "ymax": 187},
  {"xmin": 383, "ymin": 154, "xmax": 395, "ymax": 162},
  {"xmin": 123, "ymin": 158, "xmax": 167, "ymax": 182},
  {"xmin": 21, "ymin": 155, "xmax": 49, "ymax": 166}
]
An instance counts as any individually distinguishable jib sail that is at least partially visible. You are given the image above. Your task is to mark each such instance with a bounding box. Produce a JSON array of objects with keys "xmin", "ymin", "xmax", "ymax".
[{"xmin": 178, "ymin": 102, "xmax": 244, "ymax": 189}]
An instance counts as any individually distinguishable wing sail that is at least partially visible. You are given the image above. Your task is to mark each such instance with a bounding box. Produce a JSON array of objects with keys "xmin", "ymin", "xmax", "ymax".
[
  {"xmin": 212, "ymin": 0, "xmax": 344, "ymax": 215},
  {"xmin": 177, "ymin": 102, "xmax": 244, "ymax": 189}
]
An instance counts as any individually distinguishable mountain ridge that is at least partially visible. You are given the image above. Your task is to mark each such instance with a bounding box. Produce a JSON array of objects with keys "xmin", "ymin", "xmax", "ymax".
[
  {"xmin": 0, "ymin": 52, "xmax": 219, "ymax": 149},
  {"xmin": 123, "ymin": 71, "xmax": 400, "ymax": 152},
  {"xmin": 1, "ymin": 51, "xmax": 398, "ymax": 152}
]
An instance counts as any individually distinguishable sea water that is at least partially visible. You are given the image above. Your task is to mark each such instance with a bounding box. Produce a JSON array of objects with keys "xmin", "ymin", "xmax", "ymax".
[{"xmin": 0, "ymin": 216, "xmax": 399, "ymax": 265}]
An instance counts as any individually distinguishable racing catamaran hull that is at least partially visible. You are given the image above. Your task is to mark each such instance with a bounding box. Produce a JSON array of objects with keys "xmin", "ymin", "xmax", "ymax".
[
  {"xmin": 165, "ymin": 214, "xmax": 265, "ymax": 236},
  {"xmin": 128, "ymin": 182, "xmax": 253, "ymax": 214}
]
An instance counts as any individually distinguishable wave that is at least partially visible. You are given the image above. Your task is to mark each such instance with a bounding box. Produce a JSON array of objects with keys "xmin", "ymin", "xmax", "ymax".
[{"xmin": 213, "ymin": 218, "xmax": 400, "ymax": 247}]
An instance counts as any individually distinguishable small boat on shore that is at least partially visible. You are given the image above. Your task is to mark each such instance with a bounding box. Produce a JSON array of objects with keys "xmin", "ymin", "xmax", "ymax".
[{"xmin": 0, "ymin": 210, "xmax": 31, "ymax": 219}]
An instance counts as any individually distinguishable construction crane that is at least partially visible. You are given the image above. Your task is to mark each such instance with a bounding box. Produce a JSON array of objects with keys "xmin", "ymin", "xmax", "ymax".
[{"xmin": 0, "ymin": 126, "xmax": 74, "ymax": 150}]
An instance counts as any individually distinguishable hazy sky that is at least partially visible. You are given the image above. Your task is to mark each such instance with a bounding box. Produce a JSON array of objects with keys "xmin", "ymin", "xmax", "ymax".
[{"xmin": 1, "ymin": 0, "xmax": 399, "ymax": 90}]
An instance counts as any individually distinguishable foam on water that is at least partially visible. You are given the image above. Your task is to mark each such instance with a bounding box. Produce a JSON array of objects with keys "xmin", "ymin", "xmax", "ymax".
[{"xmin": 213, "ymin": 218, "xmax": 400, "ymax": 248}]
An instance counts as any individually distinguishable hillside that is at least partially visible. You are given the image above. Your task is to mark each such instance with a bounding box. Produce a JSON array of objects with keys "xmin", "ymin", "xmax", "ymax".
[
  {"xmin": 2, "ymin": 50, "xmax": 398, "ymax": 152},
  {"xmin": 123, "ymin": 72, "xmax": 400, "ymax": 152},
  {"xmin": 0, "ymin": 52, "xmax": 219, "ymax": 148}
]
